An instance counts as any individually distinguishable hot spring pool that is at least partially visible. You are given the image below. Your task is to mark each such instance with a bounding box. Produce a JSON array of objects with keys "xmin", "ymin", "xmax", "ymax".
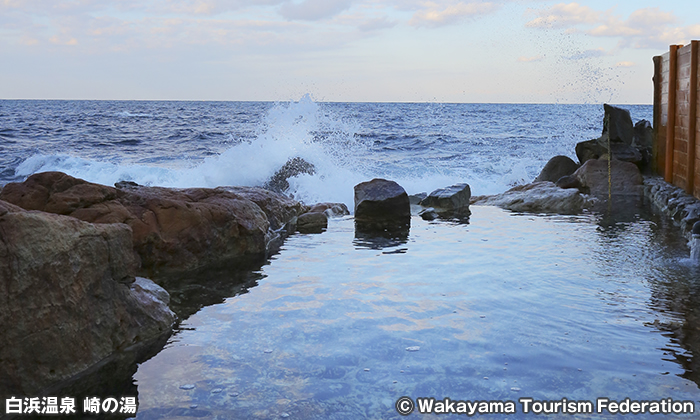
[{"xmin": 132, "ymin": 205, "xmax": 700, "ymax": 419}]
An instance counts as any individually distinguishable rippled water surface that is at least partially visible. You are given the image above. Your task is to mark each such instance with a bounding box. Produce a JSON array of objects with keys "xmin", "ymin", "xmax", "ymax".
[{"xmin": 134, "ymin": 206, "xmax": 700, "ymax": 419}]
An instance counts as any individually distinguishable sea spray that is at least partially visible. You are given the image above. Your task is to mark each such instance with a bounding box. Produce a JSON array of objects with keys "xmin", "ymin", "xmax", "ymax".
[{"xmin": 6, "ymin": 99, "xmax": 650, "ymax": 210}]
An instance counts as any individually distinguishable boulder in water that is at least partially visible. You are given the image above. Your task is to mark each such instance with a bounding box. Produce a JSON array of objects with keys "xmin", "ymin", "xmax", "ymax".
[
  {"xmin": 309, "ymin": 202, "xmax": 350, "ymax": 217},
  {"xmin": 419, "ymin": 183, "xmax": 471, "ymax": 213},
  {"xmin": 297, "ymin": 211, "xmax": 328, "ymax": 234},
  {"xmin": 354, "ymin": 178, "xmax": 410, "ymax": 231}
]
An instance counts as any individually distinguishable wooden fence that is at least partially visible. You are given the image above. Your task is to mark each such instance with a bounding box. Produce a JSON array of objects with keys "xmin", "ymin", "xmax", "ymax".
[{"xmin": 653, "ymin": 41, "xmax": 700, "ymax": 198}]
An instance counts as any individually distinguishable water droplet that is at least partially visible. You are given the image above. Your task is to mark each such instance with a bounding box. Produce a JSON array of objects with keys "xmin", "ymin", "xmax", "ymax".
[
  {"xmin": 179, "ymin": 384, "xmax": 195, "ymax": 390},
  {"xmin": 406, "ymin": 346, "xmax": 420, "ymax": 352},
  {"xmin": 364, "ymin": 368, "xmax": 370, "ymax": 372},
  {"xmin": 190, "ymin": 404, "xmax": 198, "ymax": 409},
  {"xmin": 264, "ymin": 349, "xmax": 273, "ymax": 354},
  {"xmin": 511, "ymin": 387, "xmax": 521, "ymax": 392},
  {"xmin": 212, "ymin": 388, "xmax": 223, "ymax": 393},
  {"xmin": 280, "ymin": 413, "xmax": 290, "ymax": 418}
]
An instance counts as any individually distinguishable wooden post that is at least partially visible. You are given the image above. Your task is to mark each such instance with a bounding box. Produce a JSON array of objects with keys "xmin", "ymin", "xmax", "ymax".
[
  {"xmin": 688, "ymin": 41, "xmax": 699, "ymax": 195},
  {"xmin": 653, "ymin": 55, "xmax": 663, "ymax": 175},
  {"xmin": 665, "ymin": 44, "xmax": 679, "ymax": 182}
]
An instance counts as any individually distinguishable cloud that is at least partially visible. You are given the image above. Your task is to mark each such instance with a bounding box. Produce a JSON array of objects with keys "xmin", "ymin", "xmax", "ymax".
[
  {"xmin": 279, "ymin": 0, "xmax": 353, "ymax": 21},
  {"xmin": 517, "ymin": 55, "xmax": 544, "ymax": 62},
  {"xmin": 358, "ymin": 16, "xmax": 397, "ymax": 32},
  {"xmin": 615, "ymin": 61, "xmax": 635, "ymax": 68},
  {"xmin": 525, "ymin": 3, "xmax": 700, "ymax": 50},
  {"xmin": 409, "ymin": 1, "xmax": 500, "ymax": 28},
  {"xmin": 525, "ymin": 3, "xmax": 600, "ymax": 29}
]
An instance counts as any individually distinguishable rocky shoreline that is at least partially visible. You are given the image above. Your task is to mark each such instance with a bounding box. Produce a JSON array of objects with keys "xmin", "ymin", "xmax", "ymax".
[{"xmin": 2, "ymin": 103, "xmax": 699, "ymax": 403}]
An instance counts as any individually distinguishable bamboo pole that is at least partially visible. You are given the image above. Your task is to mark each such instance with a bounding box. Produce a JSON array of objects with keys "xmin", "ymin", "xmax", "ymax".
[
  {"xmin": 653, "ymin": 55, "xmax": 663, "ymax": 175},
  {"xmin": 665, "ymin": 44, "xmax": 679, "ymax": 183},
  {"xmin": 688, "ymin": 41, "xmax": 699, "ymax": 195}
]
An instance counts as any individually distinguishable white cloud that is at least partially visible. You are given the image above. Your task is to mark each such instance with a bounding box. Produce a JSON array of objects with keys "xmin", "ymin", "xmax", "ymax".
[
  {"xmin": 615, "ymin": 61, "xmax": 635, "ymax": 67},
  {"xmin": 358, "ymin": 16, "xmax": 397, "ymax": 32},
  {"xmin": 279, "ymin": 0, "xmax": 354, "ymax": 21},
  {"xmin": 409, "ymin": 1, "xmax": 500, "ymax": 28},
  {"xmin": 526, "ymin": 3, "xmax": 700, "ymax": 50},
  {"xmin": 525, "ymin": 3, "xmax": 599, "ymax": 29}
]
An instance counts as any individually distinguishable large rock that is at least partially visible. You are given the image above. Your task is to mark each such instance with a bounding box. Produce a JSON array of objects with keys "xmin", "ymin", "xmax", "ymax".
[
  {"xmin": 534, "ymin": 156, "xmax": 579, "ymax": 183},
  {"xmin": 354, "ymin": 178, "xmax": 410, "ymax": 231},
  {"xmin": 471, "ymin": 182, "xmax": 594, "ymax": 214},
  {"xmin": 575, "ymin": 104, "xmax": 642, "ymax": 165},
  {"xmin": 0, "ymin": 172, "xmax": 306, "ymax": 273},
  {"xmin": 419, "ymin": 183, "xmax": 471, "ymax": 213},
  {"xmin": 602, "ymin": 103, "xmax": 634, "ymax": 145},
  {"xmin": 572, "ymin": 157, "xmax": 643, "ymax": 197},
  {"xmin": 0, "ymin": 200, "xmax": 175, "ymax": 396}
]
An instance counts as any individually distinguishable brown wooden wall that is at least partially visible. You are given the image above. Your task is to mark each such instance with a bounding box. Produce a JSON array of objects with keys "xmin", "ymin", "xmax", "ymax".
[{"xmin": 654, "ymin": 41, "xmax": 700, "ymax": 198}]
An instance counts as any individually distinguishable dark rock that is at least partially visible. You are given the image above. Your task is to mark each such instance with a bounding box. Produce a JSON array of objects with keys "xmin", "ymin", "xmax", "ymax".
[
  {"xmin": 575, "ymin": 139, "xmax": 642, "ymax": 165},
  {"xmin": 309, "ymin": 202, "xmax": 350, "ymax": 217},
  {"xmin": 418, "ymin": 207, "xmax": 438, "ymax": 221},
  {"xmin": 534, "ymin": 156, "xmax": 580, "ymax": 183},
  {"xmin": 575, "ymin": 139, "xmax": 605, "ymax": 164},
  {"xmin": 573, "ymin": 157, "xmax": 643, "ymax": 197},
  {"xmin": 419, "ymin": 183, "xmax": 471, "ymax": 212},
  {"xmin": 602, "ymin": 104, "xmax": 634, "ymax": 145},
  {"xmin": 0, "ymin": 200, "xmax": 175, "ymax": 396},
  {"xmin": 297, "ymin": 211, "xmax": 328, "ymax": 234},
  {"xmin": 115, "ymin": 180, "xmax": 140, "ymax": 189},
  {"xmin": 263, "ymin": 157, "xmax": 316, "ymax": 193},
  {"xmin": 354, "ymin": 178, "xmax": 410, "ymax": 230},
  {"xmin": 0, "ymin": 172, "xmax": 306, "ymax": 273},
  {"xmin": 633, "ymin": 120, "xmax": 653, "ymax": 149},
  {"xmin": 555, "ymin": 175, "xmax": 584, "ymax": 191}
]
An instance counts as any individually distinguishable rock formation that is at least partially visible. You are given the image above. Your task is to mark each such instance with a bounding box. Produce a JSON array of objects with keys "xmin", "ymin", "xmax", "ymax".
[
  {"xmin": 0, "ymin": 200, "xmax": 175, "ymax": 396},
  {"xmin": 471, "ymin": 182, "xmax": 594, "ymax": 214},
  {"xmin": 0, "ymin": 172, "xmax": 307, "ymax": 273},
  {"xmin": 419, "ymin": 183, "xmax": 471, "ymax": 213}
]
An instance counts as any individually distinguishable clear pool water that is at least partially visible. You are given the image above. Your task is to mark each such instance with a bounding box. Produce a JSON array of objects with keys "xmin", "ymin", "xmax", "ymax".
[{"xmin": 133, "ymin": 204, "xmax": 700, "ymax": 419}]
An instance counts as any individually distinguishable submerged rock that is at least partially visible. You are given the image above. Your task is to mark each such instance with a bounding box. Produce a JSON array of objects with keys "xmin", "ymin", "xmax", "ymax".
[
  {"xmin": 354, "ymin": 178, "xmax": 411, "ymax": 230},
  {"xmin": 263, "ymin": 157, "xmax": 316, "ymax": 194},
  {"xmin": 297, "ymin": 211, "xmax": 328, "ymax": 234},
  {"xmin": 471, "ymin": 182, "xmax": 594, "ymax": 214},
  {"xmin": 0, "ymin": 172, "xmax": 306, "ymax": 273},
  {"xmin": 309, "ymin": 202, "xmax": 350, "ymax": 217},
  {"xmin": 0, "ymin": 200, "xmax": 175, "ymax": 396},
  {"xmin": 534, "ymin": 156, "xmax": 579, "ymax": 183},
  {"xmin": 418, "ymin": 207, "xmax": 438, "ymax": 221}
]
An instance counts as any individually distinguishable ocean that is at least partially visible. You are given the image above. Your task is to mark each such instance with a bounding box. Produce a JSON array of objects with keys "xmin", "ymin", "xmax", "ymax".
[{"xmin": 5, "ymin": 98, "xmax": 700, "ymax": 419}]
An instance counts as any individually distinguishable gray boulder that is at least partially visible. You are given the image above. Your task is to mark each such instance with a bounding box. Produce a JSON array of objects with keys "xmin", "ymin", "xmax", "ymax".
[
  {"xmin": 354, "ymin": 178, "xmax": 410, "ymax": 230},
  {"xmin": 309, "ymin": 202, "xmax": 350, "ymax": 217},
  {"xmin": 418, "ymin": 207, "xmax": 439, "ymax": 221},
  {"xmin": 534, "ymin": 156, "xmax": 580, "ymax": 183},
  {"xmin": 419, "ymin": 183, "xmax": 471, "ymax": 212},
  {"xmin": 471, "ymin": 182, "xmax": 594, "ymax": 214}
]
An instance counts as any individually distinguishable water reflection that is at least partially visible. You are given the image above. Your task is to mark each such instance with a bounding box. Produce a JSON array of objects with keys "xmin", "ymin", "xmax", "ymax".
[{"xmin": 130, "ymin": 206, "xmax": 700, "ymax": 419}]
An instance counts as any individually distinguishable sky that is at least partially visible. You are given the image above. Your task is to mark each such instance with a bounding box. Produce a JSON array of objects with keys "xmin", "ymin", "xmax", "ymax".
[{"xmin": 2, "ymin": 0, "xmax": 700, "ymax": 104}]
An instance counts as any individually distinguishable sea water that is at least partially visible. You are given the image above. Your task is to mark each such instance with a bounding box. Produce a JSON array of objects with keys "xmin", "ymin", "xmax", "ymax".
[{"xmin": 3, "ymin": 98, "xmax": 700, "ymax": 419}]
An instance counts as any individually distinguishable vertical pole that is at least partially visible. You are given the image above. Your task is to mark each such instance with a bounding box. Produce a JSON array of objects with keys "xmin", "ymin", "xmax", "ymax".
[
  {"xmin": 653, "ymin": 55, "xmax": 663, "ymax": 175},
  {"xmin": 688, "ymin": 41, "xmax": 699, "ymax": 196},
  {"xmin": 665, "ymin": 44, "xmax": 679, "ymax": 183}
]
